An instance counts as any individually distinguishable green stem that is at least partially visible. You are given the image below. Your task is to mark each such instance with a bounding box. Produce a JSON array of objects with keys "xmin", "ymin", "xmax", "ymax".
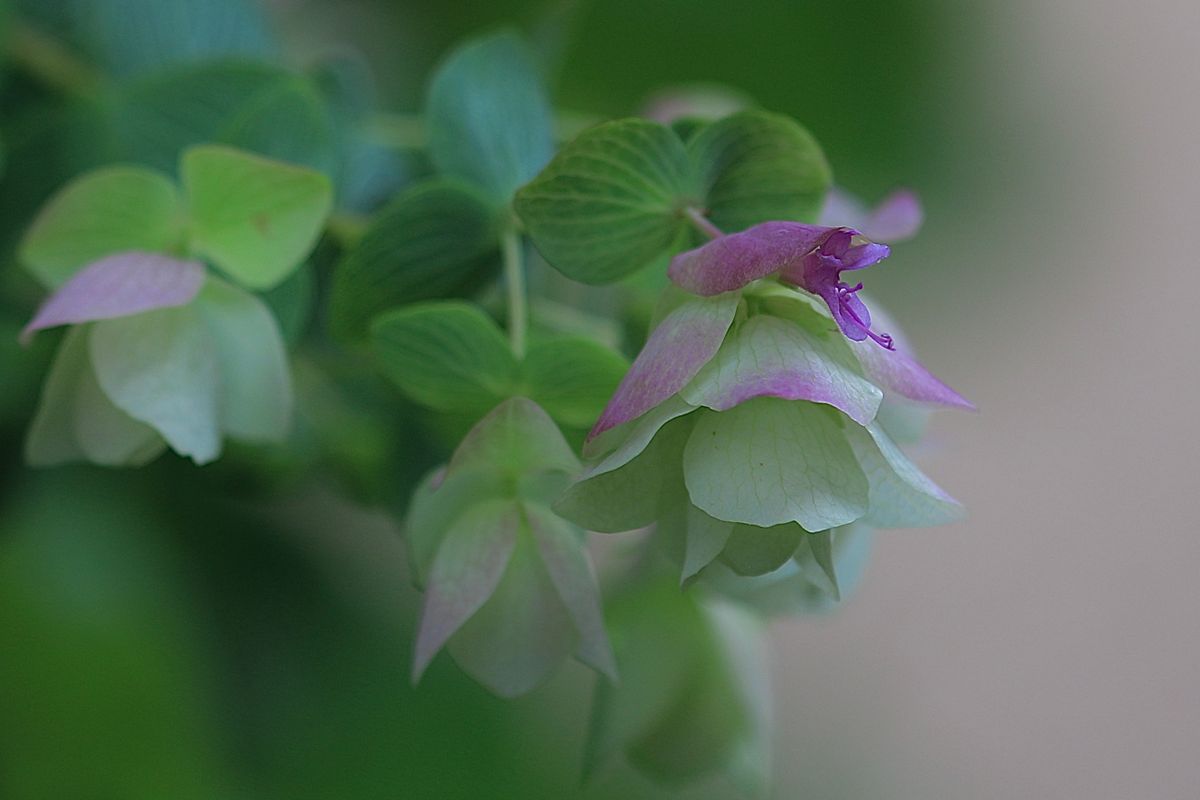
[
  {"xmin": 6, "ymin": 20, "xmax": 100, "ymax": 98},
  {"xmin": 502, "ymin": 227, "xmax": 527, "ymax": 358},
  {"xmin": 684, "ymin": 206, "xmax": 724, "ymax": 240}
]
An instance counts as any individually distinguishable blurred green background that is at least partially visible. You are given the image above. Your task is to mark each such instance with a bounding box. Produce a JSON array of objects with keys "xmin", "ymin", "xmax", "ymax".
[{"xmin": 4, "ymin": 1, "xmax": 1193, "ymax": 798}]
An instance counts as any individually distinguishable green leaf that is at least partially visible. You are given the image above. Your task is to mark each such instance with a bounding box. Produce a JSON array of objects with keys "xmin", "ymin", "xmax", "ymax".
[
  {"xmin": 690, "ymin": 109, "xmax": 832, "ymax": 231},
  {"xmin": 522, "ymin": 337, "xmax": 629, "ymax": 429},
  {"xmin": 370, "ymin": 302, "xmax": 519, "ymax": 415},
  {"xmin": 330, "ymin": 179, "xmax": 499, "ymax": 342},
  {"xmin": 19, "ymin": 166, "xmax": 183, "ymax": 288},
  {"xmin": 214, "ymin": 75, "xmax": 337, "ymax": 175},
  {"xmin": 515, "ymin": 119, "xmax": 695, "ymax": 284},
  {"xmin": 182, "ymin": 145, "xmax": 333, "ymax": 290},
  {"xmin": 426, "ymin": 29, "xmax": 554, "ymax": 201},
  {"xmin": 88, "ymin": 307, "xmax": 221, "ymax": 464},
  {"xmin": 683, "ymin": 397, "xmax": 868, "ymax": 530},
  {"xmin": 194, "ymin": 277, "xmax": 292, "ymax": 442},
  {"xmin": 114, "ymin": 62, "xmax": 335, "ymax": 173}
]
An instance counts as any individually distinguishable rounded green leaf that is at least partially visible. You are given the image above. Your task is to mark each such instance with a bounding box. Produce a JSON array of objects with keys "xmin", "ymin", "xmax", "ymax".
[
  {"xmin": 194, "ymin": 277, "xmax": 293, "ymax": 442},
  {"xmin": 182, "ymin": 144, "xmax": 333, "ymax": 290},
  {"xmin": 689, "ymin": 110, "xmax": 832, "ymax": 231},
  {"xmin": 370, "ymin": 302, "xmax": 519, "ymax": 415},
  {"xmin": 683, "ymin": 397, "xmax": 868, "ymax": 530},
  {"xmin": 88, "ymin": 307, "xmax": 221, "ymax": 464},
  {"xmin": 330, "ymin": 179, "xmax": 499, "ymax": 342},
  {"xmin": 515, "ymin": 119, "xmax": 695, "ymax": 284},
  {"xmin": 20, "ymin": 166, "xmax": 183, "ymax": 288},
  {"xmin": 426, "ymin": 29, "xmax": 554, "ymax": 201},
  {"xmin": 522, "ymin": 337, "xmax": 629, "ymax": 429}
]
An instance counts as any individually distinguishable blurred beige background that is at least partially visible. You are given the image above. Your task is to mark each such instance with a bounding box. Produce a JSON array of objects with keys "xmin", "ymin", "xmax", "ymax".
[{"xmin": 771, "ymin": 1, "xmax": 1200, "ymax": 798}]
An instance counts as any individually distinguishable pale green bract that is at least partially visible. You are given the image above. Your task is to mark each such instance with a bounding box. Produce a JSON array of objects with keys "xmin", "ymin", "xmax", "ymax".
[
  {"xmin": 183, "ymin": 144, "xmax": 333, "ymax": 290},
  {"xmin": 88, "ymin": 306, "xmax": 222, "ymax": 464},
  {"xmin": 405, "ymin": 398, "xmax": 615, "ymax": 698}
]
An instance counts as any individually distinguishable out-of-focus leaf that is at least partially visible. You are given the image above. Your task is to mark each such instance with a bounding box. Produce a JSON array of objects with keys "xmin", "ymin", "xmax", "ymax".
[
  {"xmin": 182, "ymin": 145, "xmax": 333, "ymax": 290},
  {"xmin": 426, "ymin": 29, "xmax": 554, "ymax": 202},
  {"xmin": 370, "ymin": 301, "xmax": 519, "ymax": 415},
  {"xmin": 261, "ymin": 261, "xmax": 315, "ymax": 345},
  {"xmin": 113, "ymin": 62, "xmax": 335, "ymax": 173},
  {"xmin": 521, "ymin": 336, "xmax": 628, "ymax": 429},
  {"xmin": 330, "ymin": 179, "xmax": 499, "ymax": 342},
  {"xmin": 19, "ymin": 166, "xmax": 183, "ymax": 288},
  {"xmin": 689, "ymin": 109, "xmax": 832, "ymax": 231}
]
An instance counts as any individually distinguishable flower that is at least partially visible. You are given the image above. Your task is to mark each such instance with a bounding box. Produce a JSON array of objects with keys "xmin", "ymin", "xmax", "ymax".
[
  {"xmin": 21, "ymin": 251, "xmax": 293, "ymax": 466},
  {"xmin": 558, "ymin": 191, "xmax": 972, "ymax": 587},
  {"xmin": 669, "ymin": 222, "xmax": 896, "ymax": 348},
  {"xmin": 406, "ymin": 398, "xmax": 616, "ymax": 697}
]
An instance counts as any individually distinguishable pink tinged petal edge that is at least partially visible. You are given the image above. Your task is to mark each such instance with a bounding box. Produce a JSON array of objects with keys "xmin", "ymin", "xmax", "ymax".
[
  {"xmin": 20, "ymin": 251, "xmax": 206, "ymax": 344},
  {"xmin": 861, "ymin": 190, "xmax": 923, "ymax": 243},
  {"xmin": 850, "ymin": 340, "xmax": 975, "ymax": 411},
  {"xmin": 682, "ymin": 315, "xmax": 883, "ymax": 426},
  {"xmin": 668, "ymin": 221, "xmax": 833, "ymax": 296},
  {"xmin": 588, "ymin": 294, "xmax": 739, "ymax": 441},
  {"xmin": 525, "ymin": 505, "xmax": 618, "ymax": 681},
  {"xmin": 412, "ymin": 500, "xmax": 521, "ymax": 684}
]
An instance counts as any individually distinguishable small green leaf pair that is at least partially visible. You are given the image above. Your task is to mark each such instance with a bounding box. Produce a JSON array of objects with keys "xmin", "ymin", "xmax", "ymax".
[
  {"xmin": 21, "ymin": 146, "xmax": 333, "ymax": 466},
  {"xmin": 371, "ymin": 301, "xmax": 628, "ymax": 428},
  {"xmin": 515, "ymin": 110, "xmax": 832, "ymax": 285},
  {"xmin": 407, "ymin": 398, "xmax": 615, "ymax": 697}
]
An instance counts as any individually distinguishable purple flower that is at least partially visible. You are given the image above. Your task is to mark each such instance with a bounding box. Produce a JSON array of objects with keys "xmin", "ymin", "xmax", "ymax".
[{"xmin": 669, "ymin": 221, "xmax": 896, "ymax": 348}]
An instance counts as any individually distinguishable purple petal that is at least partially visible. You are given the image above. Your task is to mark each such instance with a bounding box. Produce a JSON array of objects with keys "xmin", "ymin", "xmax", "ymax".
[
  {"xmin": 589, "ymin": 294, "xmax": 739, "ymax": 441},
  {"xmin": 840, "ymin": 296, "xmax": 971, "ymax": 408},
  {"xmin": 821, "ymin": 188, "xmax": 923, "ymax": 243},
  {"xmin": 668, "ymin": 221, "xmax": 834, "ymax": 296},
  {"xmin": 850, "ymin": 341, "xmax": 975, "ymax": 410},
  {"xmin": 412, "ymin": 500, "xmax": 521, "ymax": 683},
  {"xmin": 861, "ymin": 190, "xmax": 923, "ymax": 242},
  {"xmin": 21, "ymin": 251, "xmax": 205, "ymax": 344}
]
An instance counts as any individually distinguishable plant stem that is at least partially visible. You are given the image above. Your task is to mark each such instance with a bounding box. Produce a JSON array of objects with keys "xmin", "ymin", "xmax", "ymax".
[
  {"xmin": 684, "ymin": 206, "xmax": 724, "ymax": 240},
  {"xmin": 7, "ymin": 20, "xmax": 100, "ymax": 98},
  {"xmin": 502, "ymin": 227, "xmax": 527, "ymax": 358}
]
